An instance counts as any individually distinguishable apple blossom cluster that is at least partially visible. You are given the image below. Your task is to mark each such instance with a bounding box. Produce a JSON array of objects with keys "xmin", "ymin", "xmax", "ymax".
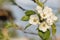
[{"xmin": 29, "ymin": 6, "xmax": 58, "ymax": 32}]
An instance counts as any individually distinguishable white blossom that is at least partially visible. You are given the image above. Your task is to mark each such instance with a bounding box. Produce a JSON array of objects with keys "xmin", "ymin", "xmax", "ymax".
[
  {"xmin": 46, "ymin": 18, "xmax": 54, "ymax": 25},
  {"xmin": 39, "ymin": 22, "xmax": 51, "ymax": 32},
  {"xmin": 51, "ymin": 15, "xmax": 58, "ymax": 21},
  {"xmin": 43, "ymin": 6, "xmax": 52, "ymax": 14},
  {"xmin": 46, "ymin": 14, "xmax": 58, "ymax": 25},
  {"xmin": 32, "ymin": 5, "xmax": 58, "ymax": 32},
  {"xmin": 29, "ymin": 14, "xmax": 40, "ymax": 25},
  {"xmin": 40, "ymin": 13, "xmax": 49, "ymax": 19},
  {"xmin": 36, "ymin": 6, "xmax": 53, "ymax": 19},
  {"xmin": 36, "ymin": 6, "xmax": 42, "ymax": 14}
]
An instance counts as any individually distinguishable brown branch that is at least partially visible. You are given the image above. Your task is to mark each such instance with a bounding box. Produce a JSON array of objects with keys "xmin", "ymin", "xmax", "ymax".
[
  {"xmin": 32, "ymin": 0, "xmax": 36, "ymax": 3},
  {"xmin": 10, "ymin": 0, "xmax": 26, "ymax": 11}
]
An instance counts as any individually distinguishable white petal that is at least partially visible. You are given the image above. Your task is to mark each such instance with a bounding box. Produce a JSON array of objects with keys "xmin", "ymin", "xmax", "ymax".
[
  {"xmin": 46, "ymin": 18, "xmax": 53, "ymax": 25},
  {"xmin": 39, "ymin": 22, "xmax": 50, "ymax": 32},
  {"xmin": 29, "ymin": 19, "xmax": 38, "ymax": 25},
  {"xmin": 29, "ymin": 19, "xmax": 33, "ymax": 24},
  {"xmin": 44, "ymin": 6, "xmax": 52, "ymax": 13},
  {"xmin": 36, "ymin": 6, "xmax": 42, "ymax": 10},
  {"xmin": 29, "ymin": 14, "xmax": 39, "ymax": 25},
  {"xmin": 40, "ymin": 13, "xmax": 49, "ymax": 19},
  {"xmin": 46, "ymin": 24, "xmax": 51, "ymax": 29},
  {"xmin": 50, "ymin": 15, "xmax": 58, "ymax": 21},
  {"xmin": 43, "ymin": 6, "xmax": 53, "ymax": 18},
  {"xmin": 36, "ymin": 6, "xmax": 43, "ymax": 14},
  {"xmin": 39, "ymin": 27, "xmax": 47, "ymax": 32},
  {"xmin": 53, "ymin": 15, "xmax": 58, "ymax": 21},
  {"xmin": 30, "ymin": 14, "xmax": 38, "ymax": 19},
  {"xmin": 37, "ymin": 10, "xmax": 43, "ymax": 14}
]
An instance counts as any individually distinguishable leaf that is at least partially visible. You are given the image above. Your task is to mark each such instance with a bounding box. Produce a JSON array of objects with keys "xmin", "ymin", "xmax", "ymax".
[
  {"xmin": 25, "ymin": 10, "xmax": 36, "ymax": 16},
  {"xmin": 24, "ymin": 24, "xmax": 31, "ymax": 30},
  {"xmin": 38, "ymin": 29, "xmax": 50, "ymax": 40},
  {"xmin": 44, "ymin": 30, "xmax": 50, "ymax": 40},
  {"xmin": 21, "ymin": 16, "xmax": 29, "ymax": 21},
  {"xmin": 51, "ymin": 24, "xmax": 56, "ymax": 35}
]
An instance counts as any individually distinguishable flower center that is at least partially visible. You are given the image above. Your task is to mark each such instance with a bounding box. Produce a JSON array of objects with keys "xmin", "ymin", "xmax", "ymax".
[
  {"xmin": 42, "ymin": 24, "xmax": 45, "ymax": 27},
  {"xmin": 43, "ymin": 14, "xmax": 46, "ymax": 17},
  {"xmin": 33, "ymin": 19, "xmax": 37, "ymax": 22}
]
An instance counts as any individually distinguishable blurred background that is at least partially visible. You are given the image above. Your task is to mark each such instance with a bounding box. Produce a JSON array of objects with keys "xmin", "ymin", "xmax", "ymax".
[{"xmin": 0, "ymin": 0, "xmax": 60, "ymax": 40}]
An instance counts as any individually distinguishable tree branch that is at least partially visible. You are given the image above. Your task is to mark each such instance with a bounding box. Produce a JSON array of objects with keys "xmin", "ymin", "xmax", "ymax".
[
  {"xmin": 23, "ymin": 31, "xmax": 38, "ymax": 35},
  {"xmin": 10, "ymin": 0, "xmax": 26, "ymax": 11},
  {"xmin": 15, "ymin": 26, "xmax": 38, "ymax": 35},
  {"xmin": 32, "ymin": 0, "xmax": 36, "ymax": 3},
  {"xmin": 12, "ymin": 24, "xmax": 38, "ymax": 35}
]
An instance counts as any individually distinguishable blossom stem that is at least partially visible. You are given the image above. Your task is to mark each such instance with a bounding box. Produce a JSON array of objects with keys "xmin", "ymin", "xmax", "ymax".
[{"xmin": 35, "ymin": 0, "xmax": 44, "ymax": 8}]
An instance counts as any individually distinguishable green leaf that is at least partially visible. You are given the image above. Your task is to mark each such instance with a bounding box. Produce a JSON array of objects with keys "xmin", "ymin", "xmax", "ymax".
[
  {"xmin": 25, "ymin": 10, "xmax": 35, "ymax": 16},
  {"xmin": 21, "ymin": 16, "xmax": 29, "ymax": 21},
  {"xmin": 51, "ymin": 24, "xmax": 56, "ymax": 35},
  {"xmin": 38, "ymin": 29, "xmax": 50, "ymax": 40},
  {"xmin": 24, "ymin": 24, "xmax": 31, "ymax": 30}
]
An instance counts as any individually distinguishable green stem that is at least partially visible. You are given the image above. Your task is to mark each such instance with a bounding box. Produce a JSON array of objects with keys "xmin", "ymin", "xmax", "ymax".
[{"xmin": 35, "ymin": 0, "xmax": 44, "ymax": 8}]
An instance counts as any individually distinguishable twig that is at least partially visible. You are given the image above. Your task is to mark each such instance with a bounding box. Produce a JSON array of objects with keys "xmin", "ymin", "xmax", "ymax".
[
  {"xmin": 13, "ymin": 24, "xmax": 38, "ymax": 35},
  {"xmin": 17, "ymin": 27, "xmax": 38, "ymax": 35},
  {"xmin": 10, "ymin": 0, "xmax": 26, "ymax": 11},
  {"xmin": 32, "ymin": 0, "xmax": 36, "ymax": 3},
  {"xmin": 15, "ymin": 26, "xmax": 38, "ymax": 35},
  {"xmin": 32, "ymin": 0, "xmax": 47, "ymax": 3},
  {"xmin": 23, "ymin": 31, "xmax": 38, "ymax": 35}
]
